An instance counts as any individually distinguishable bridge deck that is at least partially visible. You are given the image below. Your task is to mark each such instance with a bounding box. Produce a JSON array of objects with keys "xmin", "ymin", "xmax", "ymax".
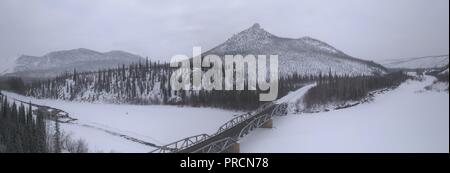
[{"xmin": 178, "ymin": 104, "xmax": 277, "ymax": 153}]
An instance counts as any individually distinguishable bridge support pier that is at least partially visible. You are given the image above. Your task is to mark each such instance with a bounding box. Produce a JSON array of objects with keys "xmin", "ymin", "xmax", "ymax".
[
  {"xmin": 226, "ymin": 142, "xmax": 240, "ymax": 153},
  {"xmin": 260, "ymin": 119, "xmax": 273, "ymax": 128}
]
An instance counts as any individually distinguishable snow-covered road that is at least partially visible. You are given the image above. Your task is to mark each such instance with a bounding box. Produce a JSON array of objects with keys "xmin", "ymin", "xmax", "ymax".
[
  {"xmin": 241, "ymin": 75, "xmax": 449, "ymax": 153},
  {"xmin": 276, "ymin": 83, "xmax": 316, "ymax": 104}
]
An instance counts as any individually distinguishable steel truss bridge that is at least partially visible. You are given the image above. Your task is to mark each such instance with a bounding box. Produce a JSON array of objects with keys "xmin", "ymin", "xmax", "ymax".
[{"xmin": 151, "ymin": 101, "xmax": 289, "ymax": 153}]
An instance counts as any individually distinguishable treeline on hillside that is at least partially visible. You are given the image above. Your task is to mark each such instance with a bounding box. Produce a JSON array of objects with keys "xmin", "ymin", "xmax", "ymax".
[
  {"xmin": 426, "ymin": 64, "xmax": 449, "ymax": 83},
  {"xmin": 22, "ymin": 58, "xmax": 406, "ymax": 111},
  {"xmin": 435, "ymin": 73, "xmax": 449, "ymax": 83},
  {"xmin": 27, "ymin": 60, "xmax": 172, "ymax": 103},
  {"xmin": 174, "ymin": 73, "xmax": 317, "ymax": 110},
  {"xmin": 0, "ymin": 77, "xmax": 26, "ymax": 95},
  {"xmin": 25, "ymin": 59, "xmax": 318, "ymax": 110},
  {"xmin": 303, "ymin": 72, "xmax": 408, "ymax": 109}
]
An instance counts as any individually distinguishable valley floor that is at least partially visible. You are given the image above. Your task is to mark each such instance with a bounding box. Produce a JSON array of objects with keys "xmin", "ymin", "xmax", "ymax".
[
  {"xmin": 240, "ymin": 75, "xmax": 449, "ymax": 153},
  {"xmin": 3, "ymin": 92, "xmax": 238, "ymax": 152},
  {"xmin": 3, "ymin": 75, "xmax": 448, "ymax": 153}
]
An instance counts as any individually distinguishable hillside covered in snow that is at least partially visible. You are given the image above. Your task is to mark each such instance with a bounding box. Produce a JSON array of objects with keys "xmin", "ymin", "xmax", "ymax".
[
  {"xmin": 377, "ymin": 55, "xmax": 449, "ymax": 70},
  {"xmin": 3, "ymin": 48, "xmax": 144, "ymax": 79},
  {"xmin": 205, "ymin": 23, "xmax": 387, "ymax": 76}
]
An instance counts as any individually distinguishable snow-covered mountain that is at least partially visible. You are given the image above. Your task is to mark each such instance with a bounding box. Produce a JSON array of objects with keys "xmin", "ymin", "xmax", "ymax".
[
  {"xmin": 204, "ymin": 23, "xmax": 387, "ymax": 76},
  {"xmin": 3, "ymin": 48, "xmax": 144, "ymax": 79},
  {"xmin": 377, "ymin": 55, "xmax": 449, "ymax": 70}
]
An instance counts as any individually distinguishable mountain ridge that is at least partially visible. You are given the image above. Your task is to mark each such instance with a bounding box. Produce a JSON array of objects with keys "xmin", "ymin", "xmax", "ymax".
[
  {"xmin": 204, "ymin": 23, "xmax": 386, "ymax": 76},
  {"xmin": 4, "ymin": 48, "xmax": 144, "ymax": 80},
  {"xmin": 376, "ymin": 55, "xmax": 449, "ymax": 70}
]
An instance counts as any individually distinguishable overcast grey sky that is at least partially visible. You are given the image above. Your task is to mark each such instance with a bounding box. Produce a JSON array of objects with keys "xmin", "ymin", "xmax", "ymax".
[{"xmin": 0, "ymin": 0, "xmax": 448, "ymax": 67}]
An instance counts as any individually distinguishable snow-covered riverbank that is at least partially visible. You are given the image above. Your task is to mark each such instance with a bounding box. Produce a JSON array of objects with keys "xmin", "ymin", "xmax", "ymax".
[
  {"xmin": 2, "ymin": 92, "xmax": 238, "ymax": 152},
  {"xmin": 241, "ymin": 75, "xmax": 449, "ymax": 153}
]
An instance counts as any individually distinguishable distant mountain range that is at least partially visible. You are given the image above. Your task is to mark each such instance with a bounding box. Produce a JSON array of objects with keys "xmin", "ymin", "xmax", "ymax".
[
  {"xmin": 376, "ymin": 55, "xmax": 449, "ymax": 70},
  {"xmin": 204, "ymin": 23, "xmax": 387, "ymax": 76},
  {"xmin": 11, "ymin": 23, "xmax": 443, "ymax": 106},
  {"xmin": 2, "ymin": 23, "xmax": 397, "ymax": 80},
  {"xmin": 3, "ymin": 48, "xmax": 144, "ymax": 79}
]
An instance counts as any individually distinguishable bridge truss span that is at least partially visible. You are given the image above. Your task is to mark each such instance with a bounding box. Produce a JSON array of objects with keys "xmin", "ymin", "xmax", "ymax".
[{"xmin": 151, "ymin": 102, "xmax": 289, "ymax": 153}]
